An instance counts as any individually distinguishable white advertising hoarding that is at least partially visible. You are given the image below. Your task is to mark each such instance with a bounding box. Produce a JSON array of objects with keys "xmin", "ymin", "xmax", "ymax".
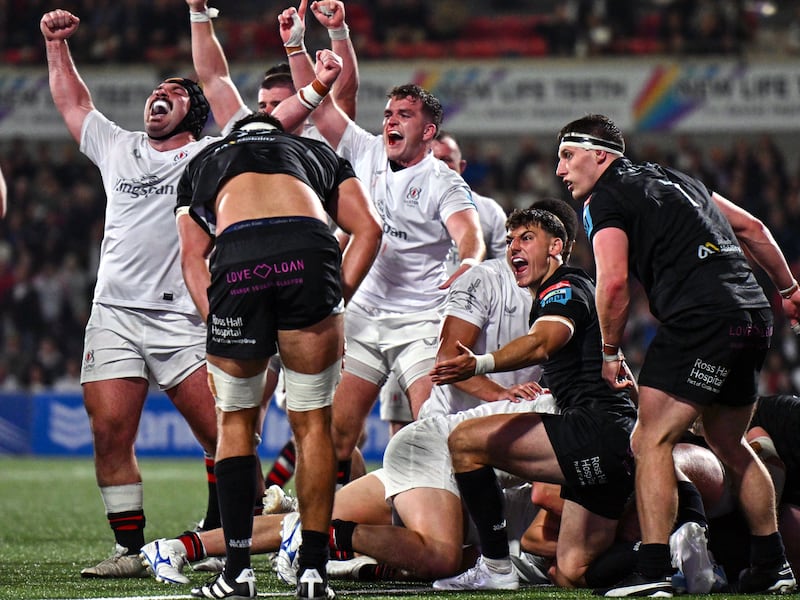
[{"xmin": 3, "ymin": 59, "xmax": 800, "ymax": 139}]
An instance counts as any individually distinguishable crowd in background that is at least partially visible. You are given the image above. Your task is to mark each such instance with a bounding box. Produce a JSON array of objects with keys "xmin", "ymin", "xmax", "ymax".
[
  {"xmin": 3, "ymin": 131, "xmax": 800, "ymax": 394},
  {"xmin": 1, "ymin": 0, "xmax": 800, "ymax": 394},
  {"xmin": 3, "ymin": 0, "xmax": 800, "ymax": 64}
]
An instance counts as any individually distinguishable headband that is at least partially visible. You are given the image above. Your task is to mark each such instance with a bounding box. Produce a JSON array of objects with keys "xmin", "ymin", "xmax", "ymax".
[
  {"xmin": 238, "ymin": 121, "xmax": 279, "ymax": 133},
  {"xmin": 559, "ymin": 132, "xmax": 624, "ymax": 156}
]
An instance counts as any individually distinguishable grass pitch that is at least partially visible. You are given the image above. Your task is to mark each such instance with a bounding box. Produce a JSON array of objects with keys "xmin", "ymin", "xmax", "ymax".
[{"xmin": 0, "ymin": 457, "xmax": 776, "ymax": 600}]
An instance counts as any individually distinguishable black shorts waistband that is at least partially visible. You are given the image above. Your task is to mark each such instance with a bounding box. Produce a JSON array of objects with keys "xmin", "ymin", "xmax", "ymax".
[{"xmin": 224, "ymin": 216, "xmax": 322, "ymax": 233}]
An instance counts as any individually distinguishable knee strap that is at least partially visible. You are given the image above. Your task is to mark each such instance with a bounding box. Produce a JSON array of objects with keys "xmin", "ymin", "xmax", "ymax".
[
  {"xmin": 284, "ymin": 360, "xmax": 341, "ymax": 412},
  {"xmin": 206, "ymin": 362, "xmax": 266, "ymax": 412}
]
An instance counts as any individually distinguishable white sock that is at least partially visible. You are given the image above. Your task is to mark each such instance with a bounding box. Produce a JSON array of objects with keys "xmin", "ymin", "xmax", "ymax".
[{"xmin": 483, "ymin": 555, "xmax": 513, "ymax": 574}]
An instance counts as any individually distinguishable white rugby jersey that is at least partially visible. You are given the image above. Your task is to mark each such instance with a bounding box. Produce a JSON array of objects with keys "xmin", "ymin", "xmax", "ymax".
[
  {"xmin": 337, "ymin": 121, "xmax": 477, "ymax": 312},
  {"xmin": 419, "ymin": 258, "xmax": 543, "ymax": 418},
  {"xmin": 80, "ymin": 110, "xmax": 224, "ymax": 314},
  {"xmin": 445, "ymin": 190, "xmax": 508, "ymax": 274},
  {"xmin": 475, "ymin": 192, "xmax": 507, "ymax": 259}
]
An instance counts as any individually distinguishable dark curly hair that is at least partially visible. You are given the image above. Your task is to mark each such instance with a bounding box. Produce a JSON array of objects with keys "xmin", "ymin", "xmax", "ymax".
[
  {"xmin": 506, "ymin": 207, "xmax": 568, "ymax": 254},
  {"xmin": 231, "ymin": 111, "xmax": 285, "ymax": 133},
  {"xmin": 388, "ymin": 84, "xmax": 443, "ymax": 129}
]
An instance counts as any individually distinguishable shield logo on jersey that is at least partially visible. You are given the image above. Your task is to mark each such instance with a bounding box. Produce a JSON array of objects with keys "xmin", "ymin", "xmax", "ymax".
[{"xmin": 406, "ymin": 187, "xmax": 422, "ymax": 204}]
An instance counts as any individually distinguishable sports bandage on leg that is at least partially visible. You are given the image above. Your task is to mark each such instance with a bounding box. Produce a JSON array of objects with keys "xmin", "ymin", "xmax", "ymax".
[
  {"xmin": 750, "ymin": 435, "xmax": 786, "ymax": 499},
  {"xmin": 206, "ymin": 362, "xmax": 266, "ymax": 412},
  {"xmin": 100, "ymin": 483, "xmax": 143, "ymax": 513},
  {"xmin": 283, "ymin": 359, "xmax": 341, "ymax": 412}
]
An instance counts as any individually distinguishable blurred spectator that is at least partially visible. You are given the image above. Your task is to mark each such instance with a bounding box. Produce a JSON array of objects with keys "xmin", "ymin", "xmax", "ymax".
[
  {"xmin": 371, "ymin": 0, "xmax": 429, "ymax": 47},
  {"xmin": 0, "ymin": 0, "xmax": 782, "ymax": 62},
  {"xmin": 541, "ymin": 4, "xmax": 579, "ymax": 56}
]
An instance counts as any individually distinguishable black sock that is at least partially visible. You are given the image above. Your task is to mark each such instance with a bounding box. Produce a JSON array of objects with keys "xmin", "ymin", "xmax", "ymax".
[
  {"xmin": 298, "ymin": 529, "xmax": 329, "ymax": 573},
  {"xmin": 265, "ymin": 439, "xmax": 296, "ymax": 488},
  {"xmin": 202, "ymin": 453, "xmax": 221, "ymax": 530},
  {"xmin": 215, "ymin": 455, "xmax": 257, "ymax": 578},
  {"xmin": 108, "ymin": 509, "xmax": 145, "ymax": 553},
  {"xmin": 177, "ymin": 530, "xmax": 206, "ymax": 562},
  {"xmin": 636, "ymin": 543, "xmax": 673, "ymax": 578},
  {"xmin": 336, "ymin": 459, "xmax": 352, "ymax": 486},
  {"xmin": 750, "ymin": 532, "xmax": 786, "ymax": 568},
  {"xmin": 454, "ymin": 466, "xmax": 508, "ymax": 559},
  {"xmin": 676, "ymin": 480, "xmax": 707, "ymax": 529},
  {"xmin": 329, "ymin": 519, "xmax": 356, "ymax": 559},
  {"xmin": 358, "ymin": 563, "xmax": 409, "ymax": 581},
  {"xmin": 585, "ymin": 541, "xmax": 639, "ymax": 587}
]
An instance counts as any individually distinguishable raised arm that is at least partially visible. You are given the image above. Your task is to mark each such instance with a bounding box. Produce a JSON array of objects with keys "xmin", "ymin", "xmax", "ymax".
[
  {"xmin": 40, "ymin": 10, "xmax": 94, "ymax": 143},
  {"xmin": 326, "ymin": 177, "xmax": 382, "ymax": 303},
  {"xmin": 279, "ymin": 3, "xmax": 350, "ymax": 147},
  {"xmin": 185, "ymin": 0, "xmax": 246, "ymax": 128},
  {"xmin": 311, "ymin": 0, "xmax": 359, "ymax": 119},
  {"xmin": 272, "ymin": 49, "xmax": 343, "ymax": 135}
]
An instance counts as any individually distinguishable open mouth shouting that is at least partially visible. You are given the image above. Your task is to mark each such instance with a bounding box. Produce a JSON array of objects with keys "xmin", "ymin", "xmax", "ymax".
[
  {"xmin": 510, "ymin": 255, "xmax": 528, "ymax": 280},
  {"xmin": 150, "ymin": 99, "xmax": 171, "ymax": 117},
  {"xmin": 386, "ymin": 130, "xmax": 403, "ymax": 147}
]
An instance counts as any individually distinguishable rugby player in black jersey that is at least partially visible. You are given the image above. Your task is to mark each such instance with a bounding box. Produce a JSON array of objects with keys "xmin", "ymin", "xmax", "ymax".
[
  {"xmin": 556, "ymin": 113, "xmax": 798, "ymax": 596},
  {"xmin": 175, "ymin": 110, "xmax": 381, "ymax": 600},
  {"xmin": 430, "ymin": 207, "xmax": 638, "ymax": 591}
]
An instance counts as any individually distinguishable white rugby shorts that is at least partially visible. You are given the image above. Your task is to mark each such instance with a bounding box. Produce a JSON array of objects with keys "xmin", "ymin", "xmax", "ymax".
[
  {"xmin": 375, "ymin": 414, "xmax": 457, "ymax": 500},
  {"xmin": 378, "ymin": 371, "xmax": 414, "ymax": 423},
  {"xmin": 81, "ymin": 303, "xmax": 206, "ymax": 390},
  {"xmin": 343, "ymin": 301, "xmax": 440, "ymax": 389}
]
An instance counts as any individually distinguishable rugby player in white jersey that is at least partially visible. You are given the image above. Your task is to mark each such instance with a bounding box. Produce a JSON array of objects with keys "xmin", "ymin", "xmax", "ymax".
[
  {"xmin": 277, "ymin": 7, "xmax": 486, "ymax": 483},
  {"xmin": 40, "ymin": 7, "xmax": 332, "ymax": 578},
  {"xmin": 378, "ymin": 129, "xmax": 513, "ymax": 430}
]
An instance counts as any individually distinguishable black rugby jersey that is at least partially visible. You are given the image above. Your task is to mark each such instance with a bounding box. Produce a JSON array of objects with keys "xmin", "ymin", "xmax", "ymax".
[
  {"xmin": 176, "ymin": 127, "xmax": 358, "ymax": 236},
  {"xmin": 583, "ymin": 158, "xmax": 769, "ymax": 322},
  {"xmin": 530, "ymin": 265, "xmax": 636, "ymax": 423}
]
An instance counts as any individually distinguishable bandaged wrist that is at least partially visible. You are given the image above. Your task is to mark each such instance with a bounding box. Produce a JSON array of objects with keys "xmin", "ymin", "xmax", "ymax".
[
  {"xmin": 284, "ymin": 44, "xmax": 306, "ymax": 57},
  {"xmin": 779, "ymin": 280, "xmax": 798, "ymax": 299},
  {"xmin": 602, "ymin": 350, "xmax": 624, "ymax": 363},
  {"xmin": 460, "ymin": 257, "xmax": 480, "ymax": 268},
  {"xmin": 189, "ymin": 7, "xmax": 219, "ymax": 22},
  {"xmin": 297, "ymin": 79, "xmax": 329, "ymax": 110},
  {"xmin": 284, "ymin": 12, "xmax": 305, "ymax": 53},
  {"xmin": 328, "ymin": 24, "xmax": 350, "ymax": 40},
  {"xmin": 474, "ymin": 353, "xmax": 495, "ymax": 375}
]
